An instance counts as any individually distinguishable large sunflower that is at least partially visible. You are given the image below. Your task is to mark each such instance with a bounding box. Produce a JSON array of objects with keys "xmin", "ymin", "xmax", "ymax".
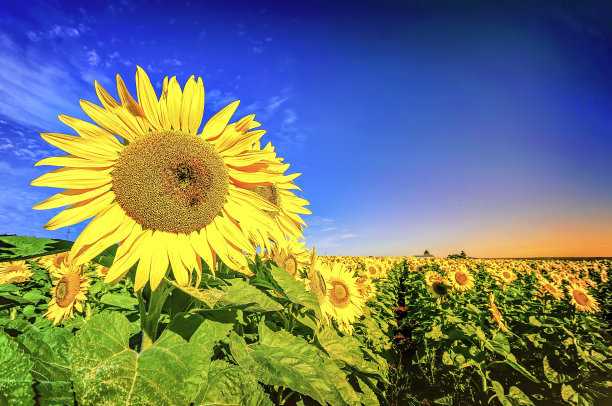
[
  {"xmin": 44, "ymin": 262, "xmax": 90, "ymax": 325},
  {"xmin": 567, "ymin": 284, "xmax": 600, "ymax": 313},
  {"xmin": 31, "ymin": 66, "xmax": 289, "ymax": 291}
]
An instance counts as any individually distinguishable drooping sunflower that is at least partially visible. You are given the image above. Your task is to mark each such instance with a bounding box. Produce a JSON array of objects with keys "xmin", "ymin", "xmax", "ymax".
[
  {"xmin": 44, "ymin": 262, "xmax": 90, "ymax": 325},
  {"xmin": 245, "ymin": 142, "xmax": 311, "ymax": 251},
  {"xmin": 538, "ymin": 280, "xmax": 564, "ymax": 300},
  {"xmin": 319, "ymin": 261, "xmax": 365, "ymax": 332},
  {"xmin": 567, "ymin": 284, "xmax": 600, "ymax": 313},
  {"xmin": 449, "ymin": 267, "xmax": 475, "ymax": 292},
  {"xmin": 0, "ymin": 261, "xmax": 33, "ymax": 284},
  {"xmin": 31, "ymin": 66, "xmax": 291, "ymax": 292},
  {"xmin": 488, "ymin": 292, "xmax": 510, "ymax": 333}
]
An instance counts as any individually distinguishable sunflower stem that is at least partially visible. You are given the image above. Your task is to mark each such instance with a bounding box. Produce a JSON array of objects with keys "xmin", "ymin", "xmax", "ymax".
[{"xmin": 142, "ymin": 280, "xmax": 172, "ymax": 350}]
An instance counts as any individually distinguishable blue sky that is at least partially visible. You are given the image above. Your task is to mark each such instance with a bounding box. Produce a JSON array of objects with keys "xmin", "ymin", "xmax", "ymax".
[{"xmin": 1, "ymin": 0, "xmax": 611, "ymax": 257}]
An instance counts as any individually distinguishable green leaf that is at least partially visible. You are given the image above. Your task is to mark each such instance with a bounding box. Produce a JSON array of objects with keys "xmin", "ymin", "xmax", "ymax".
[
  {"xmin": 505, "ymin": 353, "xmax": 540, "ymax": 383},
  {"xmin": 216, "ymin": 278, "xmax": 284, "ymax": 312},
  {"xmin": 194, "ymin": 360, "xmax": 272, "ymax": 406},
  {"xmin": 70, "ymin": 312, "xmax": 209, "ymax": 405},
  {"xmin": 432, "ymin": 395, "xmax": 453, "ymax": 405},
  {"xmin": 508, "ymin": 386, "xmax": 535, "ymax": 405},
  {"xmin": 0, "ymin": 284, "xmax": 21, "ymax": 292},
  {"xmin": 356, "ymin": 376, "xmax": 379, "ymax": 406},
  {"xmin": 0, "ymin": 235, "xmax": 74, "ymax": 262},
  {"xmin": 561, "ymin": 384, "xmax": 577, "ymax": 403},
  {"xmin": 489, "ymin": 332, "xmax": 510, "ymax": 356},
  {"xmin": 490, "ymin": 380, "xmax": 511, "ymax": 406},
  {"xmin": 0, "ymin": 329, "xmax": 35, "ymax": 406},
  {"xmin": 528, "ymin": 315, "xmax": 542, "ymax": 327},
  {"xmin": 99, "ymin": 293, "xmax": 138, "ymax": 309},
  {"xmin": 16, "ymin": 327, "xmax": 73, "ymax": 406},
  {"xmin": 190, "ymin": 317, "xmax": 234, "ymax": 359},
  {"xmin": 425, "ymin": 324, "xmax": 443, "ymax": 340},
  {"xmin": 228, "ymin": 326, "xmax": 348, "ymax": 406},
  {"xmin": 543, "ymin": 356, "xmax": 572, "ymax": 383},
  {"xmin": 268, "ymin": 263, "xmax": 322, "ymax": 318},
  {"xmin": 316, "ymin": 326, "xmax": 380, "ymax": 375},
  {"xmin": 167, "ymin": 280, "xmax": 228, "ymax": 309}
]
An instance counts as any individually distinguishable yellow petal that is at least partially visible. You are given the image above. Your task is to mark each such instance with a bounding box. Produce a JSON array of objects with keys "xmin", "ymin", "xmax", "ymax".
[
  {"xmin": 135, "ymin": 65, "xmax": 162, "ymax": 130},
  {"xmin": 149, "ymin": 232, "xmax": 170, "ymax": 291},
  {"xmin": 166, "ymin": 76, "xmax": 182, "ymax": 130},
  {"xmin": 134, "ymin": 233, "xmax": 154, "ymax": 292},
  {"xmin": 148, "ymin": 232, "xmax": 170, "ymax": 292},
  {"xmin": 176, "ymin": 233, "xmax": 199, "ymax": 283},
  {"xmin": 57, "ymin": 115, "xmax": 125, "ymax": 149},
  {"xmin": 201, "ymin": 100, "xmax": 240, "ymax": 140},
  {"xmin": 68, "ymin": 203, "xmax": 127, "ymax": 265},
  {"xmin": 167, "ymin": 233, "xmax": 188, "ymax": 287},
  {"xmin": 116, "ymin": 74, "xmax": 149, "ymax": 135},
  {"xmin": 95, "ymin": 80, "xmax": 121, "ymax": 110},
  {"xmin": 180, "ymin": 75, "xmax": 196, "ymax": 133},
  {"xmin": 79, "ymin": 100, "xmax": 141, "ymax": 143},
  {"xmin": 39, "ymin": 132, "xmax": 118, "ymax": 161},
  {"xmin": 32, "ymin": 184, "xmax": 111, "ymax": 211},
  {"xmin": 189, "ymin": 229, "xmax": 215, "ymax": 276},
  {"xmin": 34, "ymin": 155, "xmax": 115, "ymax": 169},
  {"xmin": 158, "ymin": 76, "xmax": 171, "ymax": 130},
  {"xmin": 215, "ymin": 214, "xmax": 254, "ymax": 254},
  {"xmin": 31, "ymin": 167, "xmax": 112, "ymax": 189},
  {"xmin": 104, "ymin": 223, "xmax": 145, "ymax": 284},
  {"xmin": 43, "ymin": 191, "xmax": 115, "ymax": 231},
  {"xmin": 188, "ymin": 77, "xmax": 205, "ymax": 134}
]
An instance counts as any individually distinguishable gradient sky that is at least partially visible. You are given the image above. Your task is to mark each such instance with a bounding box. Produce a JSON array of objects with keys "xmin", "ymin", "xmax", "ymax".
[{"xmin": 1, "ymin": 0, "xmax": 611, "ymax": 258}]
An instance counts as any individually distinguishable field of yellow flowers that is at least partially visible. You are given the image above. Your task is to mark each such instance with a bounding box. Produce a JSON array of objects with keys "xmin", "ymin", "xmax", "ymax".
[{"xmin": 1, "ymin": 237, "xmax": 610, "ymax": 406}]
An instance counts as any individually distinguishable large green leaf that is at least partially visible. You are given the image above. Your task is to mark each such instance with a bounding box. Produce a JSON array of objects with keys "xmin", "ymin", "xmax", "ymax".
[
  {"xmin": 228, "ymin": 324, "xmax": 348, "ymax": 406},
  {"xmin": 193, "ymin": 360, "xmax": 272, "ymax": 406},
  {"xmin": 0, "ymin": 329, "xmax": 35, "ymax": 406},
  {"xmin": 16, "ymin": 328, "xmax": 73, "ymax": 406},
  {"xmin": 504, "ymin": 353, "xmax": 540, "ymax": 383},
  {"xmin": 166, "ymin": 279, "xmax": 228, "ymax": 309},
  {"xmin": 99, "ymin": 293, "xmax": 138, "ymax": 309},
  {"xmin": 268, "ymin": 264, "xmax": 322, "ymax": 318},
  {"xmin": 316, "ymin": 326, "xmax": 380, "ymax": 375},
  {"xmin": 70, "ymin": 312, "xmax": 209, "ymax": 405},
  {"xmin": 216, "ymin": 278, "xmax": 284, "ymax": 312},
  {"xmin": 542, "ymin": 356, "xmax": 572, "ymax": 384},
  {"xmin": 0, "ymin": 235, "xmax": 74, "ymax": 262}
]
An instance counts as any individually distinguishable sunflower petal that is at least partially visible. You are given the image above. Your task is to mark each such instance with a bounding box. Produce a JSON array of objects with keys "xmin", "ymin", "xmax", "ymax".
[
  {"xmin": 201, "ymin": 100, "xmax": 240, "ymax": 140},
  {"xmin": 167, "ymin": 76, "xmax": 182, "ymax": 130},
  {"xmin": 105, "ymin": 227, "xmax": 149, "ymax": 285},
  {"xmin": 57, "ymin": 115, "xmax": 125, "ymax": 149},
  {"xmin": 135, "ymin": 65, "xmax": 162, "ymax": 130},
  {"xmin": 189, "ymin": 229, "xmax": 215, "ymax": 276},
  {"xmin": 149, "ymin": 232, "xmax": 170, "ymax": 291},
  {"xmin": 32, "ymin": 184, "xmax": 111, "ymax": 211},
  {"xmin": 31, "ymin": 167, "xmax": 112, "ymax": 189},
  {"xmin": 43, "ymin": 191, "xmax": 116, "ymax": 231},
  {"xmin": 167, "ymin": 233, "xmax": 188, "ymax": 287},
  {"xmin": 180, "ymin": 75, "xmax": 196, "ymax": 133},
  {"xmin": 188, "ymin": 77, "xmax": 205, "ymax": 134},
  {"xmin": 39, "ymin": 132, "xmax": 118, "ymax": 161},
  {"xmin": 34, "ymin": 155, "xmax": 115, "ymax": 169}
]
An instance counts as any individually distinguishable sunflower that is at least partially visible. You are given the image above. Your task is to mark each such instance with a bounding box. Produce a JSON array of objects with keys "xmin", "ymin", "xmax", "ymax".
[
  {"xmin": 44, "ymin": 262, "xmax": 91, "ymax": 325},
  {"xmin": 567, "ymin": 285, "xmax": 600, "ymax": 313},
  {"xmin": 245, "ymin": 142, "xmax": 311, "ymax": 250},
  {"xmin": 428, "ymin": 279, "xmax": 451, "ymax": 301},
  {"xmin": 355, "ymin": 276, "xmax": 377, "ymax": 302},
  {"xmin": 449, "ymin": 267, "xmax": 475, "ymax": 292},
  {"xmin": 498, "ymin": 270, "xmax": 516, "ymax": 284},
  {"xmin": 264, "ymin": 237, "xmax": 310, "ymax": 278},
  {"xmin": 319, "ymin": 261, "xmax": 365, "ymax": 332},
  {"xmin": 31, "ymin": 66, "xmax": 293, "ymax": 292},
  {"xmin": 488, "ymin": 292, "xmax": 510, "ymax": 333},
  {"xmin": 0, "ymin": 261, "xmax": 33, "ymax": 284},
  {"xmin": 37, "ymin": 251, "xmax": 87, "ymax": 278},
  {"xmin": 424, "ymin": 270, "xmax": 443, "ymax": 287}
]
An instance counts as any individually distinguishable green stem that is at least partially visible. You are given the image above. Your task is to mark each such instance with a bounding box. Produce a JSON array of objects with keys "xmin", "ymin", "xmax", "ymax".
[
  {"xmin": 280, "ymin": 390, "xmax": 295, "ymax": 405},
  {"xmin": 142, "ymin": 280, "xmax": 173, "ymax": 350}
]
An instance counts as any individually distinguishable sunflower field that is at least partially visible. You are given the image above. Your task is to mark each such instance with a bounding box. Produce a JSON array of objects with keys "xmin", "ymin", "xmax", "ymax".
[{"xmin": 0, "ymin": 67, "xmax": 611, "ymax": 405}]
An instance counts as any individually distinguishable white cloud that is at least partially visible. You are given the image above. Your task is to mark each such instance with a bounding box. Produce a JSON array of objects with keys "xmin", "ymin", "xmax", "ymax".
[
  {"xmin": 27, "ymin": 32, "xmax": 40, "ymax": 42},
  {"xmin": 48, "ymin": 25, "xmax": 80, "ymax": 38},
  {"xmin": 86, "ymin": 49, "xmax": 100, "ymax": 66},
  {"xmin": 163, "ymin": 58, "xmax": 183, "ymax": 66}
]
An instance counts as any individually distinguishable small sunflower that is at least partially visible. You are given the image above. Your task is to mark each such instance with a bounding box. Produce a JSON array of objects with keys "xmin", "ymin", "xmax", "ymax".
[
  {"xmin": 355, "ymin": 276, "xmax": 377, "ymax": 302},
  {"xmin": 449, "ymin": 268, "xmax": 475, "ymax": 292},
  {"xmin": 265, "ymin": 237, "xmax": 310, "ymax": 278},
  {"xmin": 498, "ymin": 270, "xmax": 516, "ymax": 284},
  {"xmin": 31, "ymin": 66, "xmax": 293, "ymax": 292},
  {"xmin": 428, "ymin": 279, "xmax": 451, "ymax": 300},
  {"xmin": 319, "ymin": 261, "xmax": 365, "ymax": 332},
  {"xmin": 567, "ymin": 285, "xmax": 600, "ymax": 313},
  {"xmin": 44, "ymin": 262, "xmax": 91, "ymax": 325},
  {"xmin": 0, "ymin": 261, "xmax": 33, "ymax": 284},
  {"xmin": 488, "ymin": 292, "xmax": 510, "ymax": 333}
]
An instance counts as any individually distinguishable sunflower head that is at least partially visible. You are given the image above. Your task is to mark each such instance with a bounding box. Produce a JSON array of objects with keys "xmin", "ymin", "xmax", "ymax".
[
  {"xmin": 0, "ymin": 261, "xmax": 33, "ymax": 285},
  {"xmin": 568, "ymin": 285, "xmax": 600, "ymax": 313},
  {"xmin": 44, "ymin": 262, "xmax": 91, "ymax": 325},
  {"xmin": 450, "ymin": 268, "xmax": 475, "ymax": 292}
]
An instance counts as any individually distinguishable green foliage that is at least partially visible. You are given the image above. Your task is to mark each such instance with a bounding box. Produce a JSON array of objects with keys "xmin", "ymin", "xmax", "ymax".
[{"xmin": 0, "ymin": 329, "xmax": 35, "ymax": 406}]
